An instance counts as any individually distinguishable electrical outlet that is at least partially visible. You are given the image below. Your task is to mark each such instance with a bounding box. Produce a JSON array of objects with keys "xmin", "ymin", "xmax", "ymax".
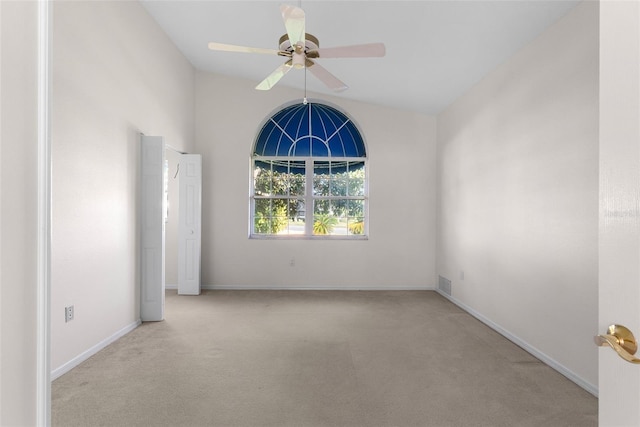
[
  {"xmin": 289, "ymin": 257, "xmax": 295, "ymax": 267},
  {"xmin": 65, "ymin": 305, "xmax": 74, "ymax": 323}
]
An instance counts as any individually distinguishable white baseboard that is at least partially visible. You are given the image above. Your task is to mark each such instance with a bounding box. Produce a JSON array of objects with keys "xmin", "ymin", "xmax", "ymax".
[
  {"xmin": 165, "ymin": 283, "xmax": 178, "ymax": 290},
  {"xmin": 435, "ymin": 289, "xmax": 598, "ymax": 397},
  {"xmin": 200, "ymin": 284, "xmax": 437, "ymax": 291},
  {"xmin": 51, "ymin": 319, "xmax": 142, "ymax": 381}
]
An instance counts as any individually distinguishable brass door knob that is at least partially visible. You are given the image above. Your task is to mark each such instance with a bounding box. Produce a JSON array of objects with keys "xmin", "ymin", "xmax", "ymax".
[{"xmin": 594, "ymin": 324, "xmax": 640, "ymax": 364}]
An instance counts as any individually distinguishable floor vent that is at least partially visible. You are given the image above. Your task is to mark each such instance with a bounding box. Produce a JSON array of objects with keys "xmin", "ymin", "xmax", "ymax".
[{"xmin": 438, "ymin": 275, "xmax": 452, "ymax": 296}]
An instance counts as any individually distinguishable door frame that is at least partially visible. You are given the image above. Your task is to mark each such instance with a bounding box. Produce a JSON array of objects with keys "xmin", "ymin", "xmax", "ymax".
[{"xmin": 36, "ymin": 0, "xmax": 52, "ymax": 424}]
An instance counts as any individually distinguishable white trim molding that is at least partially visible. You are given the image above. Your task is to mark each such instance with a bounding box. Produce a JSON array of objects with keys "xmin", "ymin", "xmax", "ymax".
[
  {"xmin": 435, "ymin": 289, "xmax": 598, "ymax": 397},
  {"xmin": 200, "ymin": 284, "xmax": 437, "ymax": 291},
  {"xmin": 0, "ymin": 3, "xmax": 3, "ymax": 421},
  {"xmin": 51, "ymin": 320, "xmax": 142, "ymax": 381},
  {"xmin": 37, "ymin": 0, "xmax": 52, "ymax": 425}
]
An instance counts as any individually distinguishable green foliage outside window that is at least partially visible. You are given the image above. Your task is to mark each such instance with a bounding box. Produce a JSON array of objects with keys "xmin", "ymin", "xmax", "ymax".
[
  {"xmin": 348, "ymin": 221, "xmax": 364, "ymax": 235},
  {"xmin": 254, "ymin": 204, "xmax": 288, "ymax": 234},
  {"xmin": 312, "ymin": 168, "xmax": 365, "ymax": 218},
  {"xmin": 254, "ymin": 166, "xmax": 304, "ymax": 234},
  {"xmin": 313, "ymin": 214, "xmax": 338, "ymax": 235},
  {"xmin": 253, "ymin": 163, "xmax": 365, "ymax": 235}
]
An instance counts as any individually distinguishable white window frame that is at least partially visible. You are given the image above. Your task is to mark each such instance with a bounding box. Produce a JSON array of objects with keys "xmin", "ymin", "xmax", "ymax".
[{"xmin": 250, "ymin": 156, "xmax": 368, "ymax": 239}]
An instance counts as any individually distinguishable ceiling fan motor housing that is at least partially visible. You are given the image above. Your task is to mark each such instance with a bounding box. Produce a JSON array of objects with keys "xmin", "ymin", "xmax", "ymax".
[
  {"xmin": 278, "ymin": 33, "xmax": 320, "ymax": 51},
  {"xmin": 279, "ymin": 33, "xmax": 319, "ymax": 68}
]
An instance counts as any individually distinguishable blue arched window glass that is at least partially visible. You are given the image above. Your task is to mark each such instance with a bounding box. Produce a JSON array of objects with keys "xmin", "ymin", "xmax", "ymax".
[{"xmin": 251, "ymin": 101, "xmax": 368, "ymax": 238}]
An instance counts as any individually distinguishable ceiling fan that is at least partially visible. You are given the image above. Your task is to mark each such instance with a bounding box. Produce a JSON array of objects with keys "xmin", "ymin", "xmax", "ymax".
[{"xmin": 207, "ymin": 4, "xmax": 386, "ymax": 92}]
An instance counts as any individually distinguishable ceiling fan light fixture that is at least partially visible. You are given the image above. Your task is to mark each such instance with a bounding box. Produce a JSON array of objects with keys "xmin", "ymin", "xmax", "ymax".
[{"xmin": 292, "ymin": 53, "xmax": 306, "ymax": 69}]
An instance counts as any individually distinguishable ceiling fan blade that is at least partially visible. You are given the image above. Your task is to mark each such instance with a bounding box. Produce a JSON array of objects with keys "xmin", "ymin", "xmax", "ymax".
[
  {"xmin": 307, "ymin": 61, "xmax": 348, "ymax": 92},
  {"xmin": 307, "ymin": 43, "xmax": 386, "ymax": 59},
  {"xmin": 256, "ymin": 61, "xmax": 293, "ymax": 91},
  {"xmin": 208, "ymin": 42, "xmax": 280, "ymax": 56},
  {"xmin": 280, "ymin": 4, "xmax": 305, "ymax": 47}
]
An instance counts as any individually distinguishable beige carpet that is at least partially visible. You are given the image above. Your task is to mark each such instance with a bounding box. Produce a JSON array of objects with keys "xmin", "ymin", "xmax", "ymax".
[{"xmin": 52, "ymin": 290, "xmax": 597, "ymax": 426}]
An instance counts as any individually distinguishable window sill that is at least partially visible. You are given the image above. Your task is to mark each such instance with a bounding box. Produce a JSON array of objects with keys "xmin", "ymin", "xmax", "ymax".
[{"xmin": 249, "ymin": 234, "xmax": 368, "ymax": 241}]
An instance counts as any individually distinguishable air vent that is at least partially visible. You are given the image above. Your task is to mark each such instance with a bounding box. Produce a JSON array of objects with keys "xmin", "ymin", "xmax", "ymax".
[{"xmin": 438, "ymin": 275, "xmax": 452, "ymax": 296}]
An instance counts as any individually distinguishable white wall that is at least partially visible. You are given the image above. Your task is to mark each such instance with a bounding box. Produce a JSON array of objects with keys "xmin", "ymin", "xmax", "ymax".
[
  {"xmin": 437, "ymin": 1, "xmax": 598, "ymax": 391},
  {"xmin": 51, "ymin": 1, "xmax": 195, "ymax": 373},
  {"xmin": 196, "ymin": 73, "xmax": 437, "ymax": 289},
  {"xmin": 0, "ymin": 2, "xmax": 40, "ymax": 423}
]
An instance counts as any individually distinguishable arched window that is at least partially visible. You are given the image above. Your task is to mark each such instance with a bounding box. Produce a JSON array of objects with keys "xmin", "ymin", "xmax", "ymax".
[{"xmin": 251, "ymin": 100, "xmax": 368, "ymax": 238}]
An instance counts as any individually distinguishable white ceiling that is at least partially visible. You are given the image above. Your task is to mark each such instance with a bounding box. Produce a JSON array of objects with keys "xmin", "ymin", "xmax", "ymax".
[{"xmin": 141, "ymin": 0, "xmax": 580, "ymax": 115}]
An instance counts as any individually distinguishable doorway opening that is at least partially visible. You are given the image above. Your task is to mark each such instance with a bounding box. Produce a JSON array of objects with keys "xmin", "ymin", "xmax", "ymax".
[
  {"xmin": 141, "ymin": 136, "xmax": 201, "ymax": 322},
  {"xmin": 165, "ymin": 146, "xmax": 182, "ymax": 293}
]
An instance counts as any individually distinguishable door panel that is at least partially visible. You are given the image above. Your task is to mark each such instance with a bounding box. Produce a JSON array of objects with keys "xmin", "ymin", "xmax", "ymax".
[
  {"xmin": 598, "ymin": 1, "xmax": 640, "ymax": 424},
  {"xmin": 178, "ymin": 154, "xmax": 202, "ymax": 295},
  {"xmin": 140, "ymin": 136, "xmax": 165, "ymax": 321}
]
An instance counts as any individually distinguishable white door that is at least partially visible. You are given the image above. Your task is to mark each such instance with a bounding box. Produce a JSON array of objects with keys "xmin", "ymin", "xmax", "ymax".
[
  {"xmin": 178, "ymin": 154, "xmax": 202, "ymax": 295},
  {"xmin": 140, "ymin": 136, "xmax": 166, "ymax": 321},
  {"xmin": 597, "ymin": 1, "xmax": 640, "ymax": 425}
]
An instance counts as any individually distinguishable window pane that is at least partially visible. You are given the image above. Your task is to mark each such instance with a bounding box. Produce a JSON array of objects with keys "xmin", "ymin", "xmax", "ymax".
[
  {"xmin": 289, "ymin": 171, "xmax": 305, "ymax": 196},
  {"xmin": 312, "ymin": 161, "xmax": 365, "ymax": 197},
  {"xmin": 332, "ymin": 176, "xmax": 347, "ymax": 197},
  {"xmin": 273, "ymin": 214, "xmax": 289, "ymax": 234},
  {"xmin": 253, "ymin": 216, "xmax": 270, "ymax": 234},
  {"xmin": 347, "ymin": 200, "xmax": 365, "ymax": 217},
  {"xmin": 253, "ymin": 163, "xmax": 272, "ymax": 196},
  {"xmin": 291, "ymin": 199, "xmax": 305, "ymax": 221},
  {"xmin": 253, "ymin": 196, "xmax": 308, "ymax": 236},
  {"xmin": 254, "ymin": 198, "xmax": 271, "ymax": 215},
  {"xmin": 254, "ymin": 161, "xmax": 306, "ymax": 197},
  {"xmin": 270, "ymin": 199, "xmax": 289, "ymax": 234},
  {"xmin": 347, "ymin": 217, "xmax": 365, "ymax": 235},
  {"xmin": 332, "ymin": 198, "xmax": 348, "ymax": 218},
  {"xmin": 313, "ymin": 173, "xmax": 330, "ymax": 196},
  {"xmin": 313, "ymin": 161, "xmax": 331, "ymax": 196},
  {"xmin": 253, "ymin": 198, "xmax": 288, "ymax": 234},
  {"xmin": 313, "ymin": 213, "xmax": 338, "ymax": 235},
  {"xmin": 313, "ymin": 200, "xmax": 343, "ymax": 236},
  {"xmin": 332, "ymin": 221, "xmax": 348, "ymax": 236},
  {"xmin": 282, "ymin": 201, "xmax": 306, "ymax": 235},
  {"xmin": 314, "ymin": 199, "xmax": 331, "ymax": 216},
  {"xmin": 272, "ymin": 170, "xmax": 288, "ymax": 196},
  {"xmin": 347, "ymin": 162, "xmax": 365, "ymax": 196}
]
